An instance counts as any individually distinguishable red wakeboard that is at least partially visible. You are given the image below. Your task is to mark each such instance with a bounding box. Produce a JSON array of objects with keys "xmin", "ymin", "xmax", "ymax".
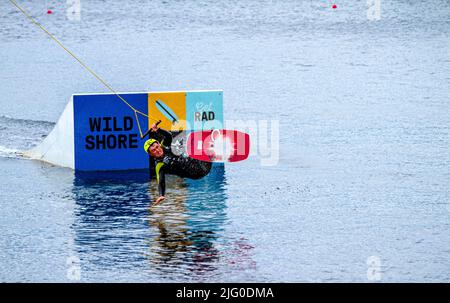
[{"xmin": 187, "ymin": 129, "xmax": 250, "ymax": 162}]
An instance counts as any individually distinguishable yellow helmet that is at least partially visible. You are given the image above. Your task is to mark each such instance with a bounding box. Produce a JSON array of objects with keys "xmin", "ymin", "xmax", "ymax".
[{"xmin": 144, "ymin": 139, "xmax": 158, "ymax": 153}]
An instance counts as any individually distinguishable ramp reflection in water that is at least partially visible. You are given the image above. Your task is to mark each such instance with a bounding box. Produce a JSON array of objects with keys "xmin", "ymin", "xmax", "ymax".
[{"xmin": 72, "ymin": 165, "xmax": 255, "ymax": 281}]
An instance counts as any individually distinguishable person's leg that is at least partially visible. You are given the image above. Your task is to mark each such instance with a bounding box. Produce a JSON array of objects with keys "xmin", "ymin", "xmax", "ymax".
[
  {"xmin": 186, "ymin": 159, "xmax": 212, "ymax": 179},
  {"xmin": 198, "ymin": 160, "xmax": 212, "ymax": 175}
]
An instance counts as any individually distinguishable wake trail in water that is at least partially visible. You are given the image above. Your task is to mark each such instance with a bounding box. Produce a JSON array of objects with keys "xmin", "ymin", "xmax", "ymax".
[{"xmin": 0, "ymin": 115, "xmax": 54, "ymax": 159}]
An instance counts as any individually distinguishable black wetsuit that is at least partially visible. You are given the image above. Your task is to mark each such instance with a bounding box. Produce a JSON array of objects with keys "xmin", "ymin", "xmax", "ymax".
[{"xmin": 150, "ymin": 129, "xmax": 212, "ymax": 196}]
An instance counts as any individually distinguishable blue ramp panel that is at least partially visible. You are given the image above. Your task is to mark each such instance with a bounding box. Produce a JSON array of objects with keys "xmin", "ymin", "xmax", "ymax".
[{"xmin": 74, "ymin": 93, "xmax": 149, "ymax": 171}]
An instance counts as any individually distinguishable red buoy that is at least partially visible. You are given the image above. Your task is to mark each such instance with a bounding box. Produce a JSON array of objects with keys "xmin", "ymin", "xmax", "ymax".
[
  {"xmin": 332, "ymin": 4, "xmax": 337, "ymax": 9},
  {"xmin": 47, "ymin": 10, "xmax": 53, "ymax": 14}
]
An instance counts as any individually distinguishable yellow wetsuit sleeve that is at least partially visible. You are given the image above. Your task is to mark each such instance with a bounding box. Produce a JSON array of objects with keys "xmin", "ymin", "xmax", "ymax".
[{"xmin": 155, "ymin": 162, "xmax": 166, "ymax": 196}]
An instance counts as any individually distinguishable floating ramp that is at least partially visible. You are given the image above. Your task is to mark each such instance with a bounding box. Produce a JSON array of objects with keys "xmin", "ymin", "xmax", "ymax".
[{"xmin": 25, "ymin": 91, "xmax": 223, "ymax": 171}]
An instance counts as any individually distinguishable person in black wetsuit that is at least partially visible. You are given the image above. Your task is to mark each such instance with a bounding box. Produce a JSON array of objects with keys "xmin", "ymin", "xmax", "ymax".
[{"xmin": 144, "ymin": 123, "xmax": 212, "ymax": 205}]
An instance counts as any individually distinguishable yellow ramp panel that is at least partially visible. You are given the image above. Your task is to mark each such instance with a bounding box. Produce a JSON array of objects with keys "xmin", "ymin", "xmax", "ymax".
[{"xmin": 148, "ymin": 92, "xmax": 186, "ymax": 132}]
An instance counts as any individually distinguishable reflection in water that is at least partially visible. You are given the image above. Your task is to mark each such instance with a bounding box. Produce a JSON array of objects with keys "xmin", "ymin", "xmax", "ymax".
[
  {"xmin": 72, "ymin": 165, "xmax": 255, "ymax": 281},
  {"xmin": 72, "ymin": 170, "xmax": 152, "ymax": 274},
  {"xmin": 147, "ymin": 165, "xmax": 227, "ymax": 279}
]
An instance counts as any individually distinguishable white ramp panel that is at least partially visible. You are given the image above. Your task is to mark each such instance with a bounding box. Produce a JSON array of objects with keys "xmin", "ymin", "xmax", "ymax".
[{"xmin": 24, "ymin": 98, "xmax": 75, "ymax": 169}]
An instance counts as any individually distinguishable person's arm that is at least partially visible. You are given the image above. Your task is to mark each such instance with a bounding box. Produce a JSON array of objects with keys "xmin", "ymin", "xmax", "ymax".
[
  {"xmin": 154, "ymin": 162, "xmax": 166, "ymax": 205},
  {"xmin": 149, "ymin": 122, "xmax": 173, "ymax": 147},
  {"xmin": 156, "ymin": 128, "xmax": 173, "ymax": 147}
]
